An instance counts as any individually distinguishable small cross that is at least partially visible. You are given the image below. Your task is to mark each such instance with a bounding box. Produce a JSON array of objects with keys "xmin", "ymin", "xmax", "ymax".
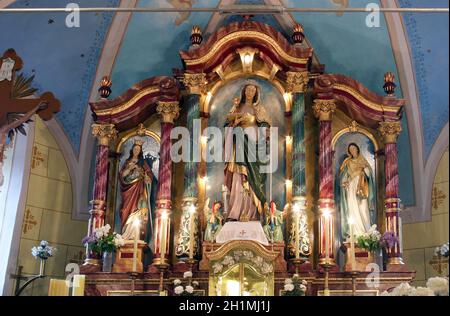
[{"xmin": 239, "ymin": 230, "xmax": 247, "ymax": 237}]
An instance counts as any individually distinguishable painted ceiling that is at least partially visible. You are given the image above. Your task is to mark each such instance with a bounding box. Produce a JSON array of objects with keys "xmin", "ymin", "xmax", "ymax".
[{"xmin": 0, "ymin": 0, "xmax": 448, "ymax": 207}]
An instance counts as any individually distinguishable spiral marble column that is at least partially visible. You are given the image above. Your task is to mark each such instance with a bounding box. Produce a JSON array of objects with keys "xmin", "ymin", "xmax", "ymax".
[
  {"xmin": 152, "ymin": 101, "xmax": 180, "ymax": 267},
  {"xmin": 313, "ymin": 99, "xmax": 336, "ymax": 266},
  {"xmin": 379, "ymin": 121, "xmax": 405, "ymax": 267},
  {"xmin": 176, "ymin": 73, "xmax": 205, "ymax": 261},
  {"xmin": 85, "ymin": 123, "xmax": 117, "ymax": 265},
  {"xmin": 287, "ymin": 71, "xmax": 311, "ymax": 261}
]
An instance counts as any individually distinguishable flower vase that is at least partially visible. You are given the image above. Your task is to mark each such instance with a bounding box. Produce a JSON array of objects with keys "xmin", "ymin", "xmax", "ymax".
[
  {"xmin": 102, "ymin": 252, "xmax": 113, "ymax": 273},
  {"xmin": 39, "ymin": 259, "xmax": 46, "ymax": 276}
]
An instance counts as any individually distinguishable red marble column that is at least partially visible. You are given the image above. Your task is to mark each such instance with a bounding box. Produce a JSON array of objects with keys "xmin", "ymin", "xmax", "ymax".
[
  {"xmin": 153, "ymin": 101, "xmax": 180, "ymax": 267},
  {"xmin": 313, "ymin": 99, "xmax": 337, "ymax": 266},
  {"xmin": 379, "ymin": 121, "xmax": 405, "ymax": 267},
  {"xmin": 85, "ymin": 123, "xmax": 117, "ymax": 265}
]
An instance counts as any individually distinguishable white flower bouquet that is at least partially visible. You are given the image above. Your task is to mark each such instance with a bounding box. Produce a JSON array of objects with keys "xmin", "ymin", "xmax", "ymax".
[
  {"xmin": 434, "ymin": 242, "xmax": 449, "ymax": 258},
  {"xmin": 282, "ymin": 274, "xmax": 307, "ymax": 296},
  {"xmin": 356, "ymin": 225, "xmax": 382, "ymax": 252},
  {"xmin": 31, "ymin": 240, "xmax": 56, "ymax": 260},
  {"xmin": 82, "ymin": 224, "xmax": 125, "ymax": 255},
  {"xmin": 381, "ymin": 277, "xmax": 448, "ymax": 296},
  {"xmin": 173, "ymin": 270, "xmax": 199, "ymax": 296}
]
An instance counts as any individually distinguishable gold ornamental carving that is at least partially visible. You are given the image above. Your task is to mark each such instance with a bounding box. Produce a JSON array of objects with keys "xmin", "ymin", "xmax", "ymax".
[
  {"xmin": 184, "ymin": 31, "xmax": 309, "ymax": 66},
  {"xmin": 92, "ymin": 123, "xmax": 117, "ymax": 146},
  {"xmin": 286, "ymin": 71, "xmax": 309, "ymax": 93},
  {"xmin": 182, "ymin": 73, "xmax": 207, "ymax": 95},
  {"xmin": 378, "ymin": 121, "xmax": 402, "ymax": 144},
  {"xmin": 312, "ymin": 99, "xmax": 336, "ymax": 121},
  {"xmin": 157, "ymin": 101, "xmax": 180, "ymax": 124}
]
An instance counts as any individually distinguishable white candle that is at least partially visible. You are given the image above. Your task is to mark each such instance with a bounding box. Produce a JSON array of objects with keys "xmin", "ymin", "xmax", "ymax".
[
  {"xmin": 349, "ymin": 218, "xmax": 356, "ymax": 271},
  {"xmin": 324, "ymin": 210, "xmax": 330, "ymax": 263},
  {"xmin": 132, "ymin": 231, "xmax": 138, "ymax": 272},
  {"xmin": 72, "ymin": 275, "xmax": 85, "ymax": 296},
  {"xmin": 160, "ymin": 212, "xmax": 168, "ymax": 261}
]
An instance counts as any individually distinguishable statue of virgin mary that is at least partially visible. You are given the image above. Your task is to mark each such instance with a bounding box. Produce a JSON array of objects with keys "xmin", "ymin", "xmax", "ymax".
[
  {"xmin": 224, "ymin": 82, "xmax": 271, "ymax": 222},
  {"xmin": 119, "ymin": 140, "xmax": 157, "ymax": 242},
  {"xmin": 338, "ymin": 143, "xmax": 376, "ymax": 239}
]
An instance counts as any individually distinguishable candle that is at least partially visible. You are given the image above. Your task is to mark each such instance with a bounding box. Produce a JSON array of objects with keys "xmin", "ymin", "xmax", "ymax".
[
  {"xmin": 324, "ymin": 209, "xmax": 330, "ymax": 263},
  {"xmin": 132, "ymin": 233, "xmax": 138, "ymax": 272},
  {"xmin": 189, "ymin": 204, "xmax": 196, "ymax": 259},
  {"xmin": 160, "ymin": 211, "xmax": 168, "ymax": 261},
  {"xmin": 131, "ymin": 219, "xmax": 140, "ymax": 272},
  {"xmin": 349, "ymin": 217, "xmax": 356, "ymax": 271},
  {"xmin": 72, "ymin": 275, "xmax": 85, "ymax": 296},
  {"xmin": 48, "ymin": 279, "xmax": 70, "ymax": 296}
]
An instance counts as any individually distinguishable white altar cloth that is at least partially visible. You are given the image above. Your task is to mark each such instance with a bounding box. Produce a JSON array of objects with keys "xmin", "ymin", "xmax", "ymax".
[{"xmin": 215, "ymin": 221, "xmax": 269, "ymax": 246}]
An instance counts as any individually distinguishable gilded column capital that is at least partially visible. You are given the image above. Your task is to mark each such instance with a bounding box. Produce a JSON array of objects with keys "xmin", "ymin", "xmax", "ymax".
[
  {"xmin": 182, "ymin": 73, "xmax": 207, "ymax": 95},
  {"xmin": 286, "ymin": 71, "xmax": 309, "ymax": 93},
  {"xmin": 157, "ymin": 101, "xmax": 180, "ymax": 124},
  {"xmin": 92, "ymin": 123, "xmax": 117, "ymax": 146},
  {"xmin": 378, "ymin": 121, "xmax": 402, "ymax": 143},
  {"xmin": 312, "ymin": 99, "xmax": 336, "ymax": 121}
]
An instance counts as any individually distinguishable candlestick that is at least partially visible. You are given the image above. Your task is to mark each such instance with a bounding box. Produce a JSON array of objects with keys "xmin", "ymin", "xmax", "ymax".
[
  {"xmin": 189, "ymin": 204, "xmax": 196, "ymax": 260},
  {"xmin": 349, "ymin": 217, "xmax": 356, "ymax": 271},
  {"xmin": 72, "ymin": 275, "xmax": 85, "ymax": 296}
]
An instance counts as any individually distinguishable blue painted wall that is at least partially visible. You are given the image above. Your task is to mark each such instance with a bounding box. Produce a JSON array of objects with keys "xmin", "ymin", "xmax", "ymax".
[
  {"xmin": 0, "ymin": 0, "xmax": 119, "ymax": 153},
  {"xmin": 110, "ymin": 0, "xmax": 220, "ymax": 97},
  {"xmin": 398, "ymin": 0, "xmax": 449, "ymax": 159}
]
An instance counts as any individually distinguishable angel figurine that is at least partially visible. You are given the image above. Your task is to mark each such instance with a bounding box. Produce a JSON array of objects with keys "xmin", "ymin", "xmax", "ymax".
[
  {"xmin": 263, "ymin": 201, "xmax": 286, "ymax": 243},
  {"xmin": 203, "ymin": 198, "xmax": 224, "ymax": 242}
]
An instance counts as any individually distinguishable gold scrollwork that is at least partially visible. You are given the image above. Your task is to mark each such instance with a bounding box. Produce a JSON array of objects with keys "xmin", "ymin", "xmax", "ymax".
[
  {"xmin": 157, "ymin": 101, "xmax": 180, "ymax": 124},
  {"xmin": 378, "ymin": 121, "xmax": 402, "ymax": 144},
  {"xmin": 92, "ymin": 123, "xmax": 118, "ymax": 146},
  {"xmin": 184, "ymin": 31, "xmax": 309, "ymax": 66},
  {"xmin": 313, "ymin": 99, "xmax": 337, "ymax": 121},
  {"xmin": 182, "ymin": 73, "xmax": 207, "ymax": 95},
  {"xmin": 332, "ymin": 120, "xmax": 380, "ymax": 151},
  {"xmin": 286, "ymin": 71, "xmax": 309, "ymax": 93}
]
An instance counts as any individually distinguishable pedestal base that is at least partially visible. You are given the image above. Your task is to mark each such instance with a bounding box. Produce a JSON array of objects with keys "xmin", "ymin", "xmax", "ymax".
[
  {"xmin": 113, "ymin": 240, "xmax": 147, "ymax": 273},
  {"xmin": 343, "ymin": 243, "xmax": 381, "ymax": 272}
]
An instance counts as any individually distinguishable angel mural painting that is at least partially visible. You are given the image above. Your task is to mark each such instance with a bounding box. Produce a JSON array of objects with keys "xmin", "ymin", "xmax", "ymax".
[
  {"xmin": 119, "ymin": 139, "xmax": 158, "ymax": 244},
  {"xmin": 224, "ymin": 82, "xmax": 271, "ymax": 222},
  {"xmin": 338, "ymin": 142, "xmax": 376, "ymax": 239}
]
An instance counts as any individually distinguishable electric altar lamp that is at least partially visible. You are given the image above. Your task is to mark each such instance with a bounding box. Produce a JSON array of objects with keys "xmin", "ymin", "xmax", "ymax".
[
  {"xmin": 292, "ymin": 23, "xmax": 305, "ymax": 44},
  {"xmin": 190, "ymin": 25, "xmax": 203, "ymax": 47},
  {"xmin": 98, "ymin": 76, "xmax": 112, "ymax": 99},
  {"xmin": 383, "ymin": 72, "xmax": 396, "ymax": 96}
]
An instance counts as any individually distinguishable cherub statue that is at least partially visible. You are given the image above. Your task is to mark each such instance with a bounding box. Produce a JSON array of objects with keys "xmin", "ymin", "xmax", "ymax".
[
  {"xmin": 263, "ymin": 201, "xmax": 287, "ymax": 243},
  {"xmin": 203, "ymin": 198, "xmax": 224, "ymax": 242}
]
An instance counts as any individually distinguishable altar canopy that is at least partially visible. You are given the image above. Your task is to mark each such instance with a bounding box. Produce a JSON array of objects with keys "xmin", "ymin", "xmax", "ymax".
[{"xmin": 84, "ymin": 19, "xmax": 414, "ymax": 296}]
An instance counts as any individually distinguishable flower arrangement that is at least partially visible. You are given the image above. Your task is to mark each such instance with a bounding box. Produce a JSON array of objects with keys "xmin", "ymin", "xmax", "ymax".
[
  {"xmin": 379, "ymin": 231, "xmax": 399, "ymax": 250},
  {"xmin": 380, "ymin": 277, "xmax": 448, "ymax": 296},
  {"xmin": 434, "ymin": 242, "xmax": 449, "ymax": 258},
  {"xmin": 282, "ymin": 275, "xmax": 307, "ymax": 296},
  {"xmin": 173, "ymin": 271, "xmax": 199, "ymax": 296},
  {"xmin": 356, "ymin": 225, "xmax": 382, "ymax": 252},
  {"xmin": 82, "ymin": 224, "xmax": 125, "ymax": 255},
  {"xmin": 31, "ymin": 240, "xmax": 56, "ymax": 260}
]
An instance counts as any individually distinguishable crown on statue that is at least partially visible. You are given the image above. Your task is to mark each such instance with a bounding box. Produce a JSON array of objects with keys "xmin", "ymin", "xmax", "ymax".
[{"xmin": 134, "ymin": 139, "xmax": 145, "ymax": 146}]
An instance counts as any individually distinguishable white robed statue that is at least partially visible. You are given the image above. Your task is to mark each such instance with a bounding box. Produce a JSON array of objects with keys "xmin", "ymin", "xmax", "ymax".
[{"xmin": 338, "ymin": 143, "xmax": 376, "ymax": 239}]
